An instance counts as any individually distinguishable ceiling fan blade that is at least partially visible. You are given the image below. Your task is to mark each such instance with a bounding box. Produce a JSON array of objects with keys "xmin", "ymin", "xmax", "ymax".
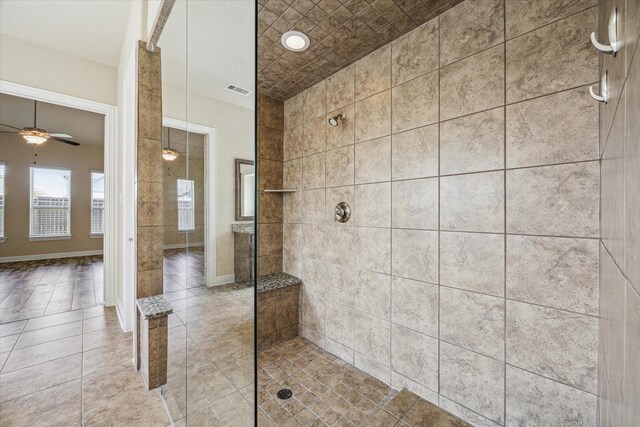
[
  {"xmin": 0, "ymin": 131, "xmax": 19, "ymax": 134},
  {"xmin": 0, "ymin": 123, "xmax": 23, "ymax": 131},
  {"xmin": 49, "ymin": 133, "xmax": 73, "ymax": 138},
  {"xmin": 50, "ymin": 136, "xmax": 80, "ymax": 146}
]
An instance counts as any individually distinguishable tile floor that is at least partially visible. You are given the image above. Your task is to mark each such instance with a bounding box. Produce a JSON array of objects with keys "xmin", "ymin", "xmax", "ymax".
[
  {"xmin": 258, "ymin": 337, "xmax": 470, "ymax": 427},
  {"xmin": 0, "ymin": 256, "xmax": 104, "ymax": 323}
]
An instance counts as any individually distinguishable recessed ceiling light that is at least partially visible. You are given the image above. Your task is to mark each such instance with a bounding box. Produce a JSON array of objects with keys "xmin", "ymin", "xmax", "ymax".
[{"xmin": 281, "ymin": 31, "xmax": 310, "ymax": 52}]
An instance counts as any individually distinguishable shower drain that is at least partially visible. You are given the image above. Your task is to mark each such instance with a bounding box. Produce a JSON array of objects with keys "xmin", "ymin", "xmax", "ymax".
[{"xmin": 277, "ymin": 388, "xmax": 293, "ymax": 400}]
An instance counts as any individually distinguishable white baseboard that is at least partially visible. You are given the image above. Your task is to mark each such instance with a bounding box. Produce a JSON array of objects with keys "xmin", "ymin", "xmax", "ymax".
[
  {"xmin": 208, "ymin": 274, "xmax": 235, "ymax": 287},
  {"xmin": 163, "ymin": 242, "xmax": 205, "ymax": 250},
  {"xmin": 0, "ymin": 249, "xmax": 104, "ymax": 263}
]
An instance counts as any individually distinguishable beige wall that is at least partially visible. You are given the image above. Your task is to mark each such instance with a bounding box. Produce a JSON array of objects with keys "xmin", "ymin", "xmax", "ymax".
[
  {"xmin": 162, "ymin": 129, "xmax": 205, "ymax": 247},
  {"xmin": 598, "ymin": 0, "xmax": 640, "ymax": 425},
  {"xmin": 282, "ymin": 1, "xmax": 600, "ymax": 425},
  {"xmin": 0, "ymin": 135, "xmax": 104, "ymax": 258}
]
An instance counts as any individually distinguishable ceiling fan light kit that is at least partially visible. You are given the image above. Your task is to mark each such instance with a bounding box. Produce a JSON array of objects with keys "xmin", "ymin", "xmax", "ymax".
[
  {"xmin": 162, "ymin": 148, "xmax": 179, "ymax": 161},
  {"xmin": 21, "ymin": 130, "xmax": 48, "ymax": 145}
]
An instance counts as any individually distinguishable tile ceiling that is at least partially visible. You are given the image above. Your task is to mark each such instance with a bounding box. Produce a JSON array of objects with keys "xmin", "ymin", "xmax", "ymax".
[{"xmin": 257, "ymin": 0, "xmax": 464, "ymax": 101}]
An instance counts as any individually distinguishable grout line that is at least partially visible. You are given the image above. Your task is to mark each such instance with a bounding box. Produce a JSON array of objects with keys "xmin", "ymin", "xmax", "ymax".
[
  {"xmin": 502, "ymin": 0, "xmax": 509, "ymax": 422},
  {"xmin": 436, "ymin": 12, "xmax": 442, "ymax": 400}
]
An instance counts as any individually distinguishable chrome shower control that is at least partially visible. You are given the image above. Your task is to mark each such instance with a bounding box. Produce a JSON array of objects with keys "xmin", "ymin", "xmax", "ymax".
[{"xmin": 334, "ymin": 202, "xmax": 351, "ymax": 223}]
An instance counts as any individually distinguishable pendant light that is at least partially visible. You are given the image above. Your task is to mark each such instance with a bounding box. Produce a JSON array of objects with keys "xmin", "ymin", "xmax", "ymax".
[{"xmin": 163, "ymin": 128, "xmax": 178, "ymax": 161}]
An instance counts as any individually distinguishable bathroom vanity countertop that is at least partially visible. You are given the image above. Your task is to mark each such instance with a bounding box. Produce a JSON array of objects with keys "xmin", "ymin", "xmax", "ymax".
[
  {"xmin": 232, "ymin": 223, "xmax": 254, "ymax": 234},
  {"xmin": 257, "ymin": 272, "xmax": 302, "ymax": 293},
  {"xmin": 136, "ymin": 295, "xmax": 174, "ymax": 320}
]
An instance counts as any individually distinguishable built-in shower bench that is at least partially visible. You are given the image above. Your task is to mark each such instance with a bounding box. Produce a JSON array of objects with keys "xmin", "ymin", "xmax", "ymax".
[
  {"xmin": 136, "ymin": 294, "xmax": 173, "ymax": 390},
  {"xmin": 257, "ymin": 272, "xmax": 302, "ymax": 351}
]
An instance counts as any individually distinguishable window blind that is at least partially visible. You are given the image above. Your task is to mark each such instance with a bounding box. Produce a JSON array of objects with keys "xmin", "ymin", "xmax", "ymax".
[
  {"xmin": 30, "ymin": 166, "xmax": 71, "ymax": 237},
  {"xmin": 177, "ymin": 179, "xmax": 195, "ymax": 231},
  {"xmin": 91, "ymin": 172, "xmax": 104, "ymax": 235},
  {"xmin": 0, "ymin": 163, "xmax": 5, "ymax": 239}
]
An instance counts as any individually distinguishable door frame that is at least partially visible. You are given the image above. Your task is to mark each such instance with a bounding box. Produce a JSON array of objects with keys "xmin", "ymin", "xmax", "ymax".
[
  {"xmin": 0, "ymin": 80, "xmax": 118, "ymax": 307},
  {"xmin": 163, "ymin": 117, "xmax": 217, "ymax": 286}
]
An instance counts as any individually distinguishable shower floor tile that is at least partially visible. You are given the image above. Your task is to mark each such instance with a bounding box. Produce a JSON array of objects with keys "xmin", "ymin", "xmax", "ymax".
[{"xmin": 258, "ymin": 337, "xmax": 470, "ymax": 426}]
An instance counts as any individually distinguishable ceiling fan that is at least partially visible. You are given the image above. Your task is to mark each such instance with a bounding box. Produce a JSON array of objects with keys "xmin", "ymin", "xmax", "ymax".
[{"xmin": 0, "ymin": 100, "xmax": 79, "ymax": 146}]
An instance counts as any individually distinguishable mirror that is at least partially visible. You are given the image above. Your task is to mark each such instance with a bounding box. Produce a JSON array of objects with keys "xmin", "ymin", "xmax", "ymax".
[{"xmin": 235, "ymin": 159, "xmax": 255, "ymax": 221}]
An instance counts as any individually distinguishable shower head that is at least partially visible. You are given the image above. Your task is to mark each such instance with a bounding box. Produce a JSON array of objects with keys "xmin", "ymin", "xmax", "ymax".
[{"xmin": 328, "ymin": 113, "xmax": 345, "ymax": 127}]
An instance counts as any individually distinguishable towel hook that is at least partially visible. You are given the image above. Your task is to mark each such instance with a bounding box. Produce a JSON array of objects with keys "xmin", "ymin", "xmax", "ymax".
[
  {"xmin": 589, "ymin": 71, "xmax": 609, "ymax": 103},
  {"xmin": 591, "ymin": 7, "xmax": 619, "ymax": 54}
]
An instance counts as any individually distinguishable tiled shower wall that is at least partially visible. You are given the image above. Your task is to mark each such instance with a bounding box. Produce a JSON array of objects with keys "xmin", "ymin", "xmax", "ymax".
[
  {"xmin": 597, "ymin": 0, "xmax": 640, "ymax": 425},
  {"xmin": 282, "ymin": 1, "xmax": 601, "ymax": 425},
  {"xmin": 258, "ymin": 94, "xmax": 285, "ymax": 275}
]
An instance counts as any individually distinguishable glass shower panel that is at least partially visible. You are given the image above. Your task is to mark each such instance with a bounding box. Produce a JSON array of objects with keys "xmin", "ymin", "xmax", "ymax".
[{"xmin": 185, "ymin": 1, "xmax": 257, "ymax": 425}]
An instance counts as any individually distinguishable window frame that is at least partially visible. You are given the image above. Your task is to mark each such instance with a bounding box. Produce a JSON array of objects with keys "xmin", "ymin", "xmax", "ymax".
[
  {"xmin": 176, "ymin": 178, "xmax": 195, "ymax": 232},
  {"xmin": 90, "ymin": 170, "xmax": 105, "ymax": 237},
  {"xmin": 29, "ymin": 165, "xmax": 72, "ymax": 240}
]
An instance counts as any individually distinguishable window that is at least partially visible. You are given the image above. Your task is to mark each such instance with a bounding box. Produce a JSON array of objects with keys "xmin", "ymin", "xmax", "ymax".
[
  {"xmin": 0, "ymin": 162, "xmax": 5, "ymax": 240},
  {"xmin": 30, "ymin": 166, "xmax": 71, "ymax": 238},
  {"xmin": 177, "ymin": 179, "xmax": 195, "ymax": 231},
  {"xmin": 91, "ymin": 172, "xmax": 105, "ymax": 235}
]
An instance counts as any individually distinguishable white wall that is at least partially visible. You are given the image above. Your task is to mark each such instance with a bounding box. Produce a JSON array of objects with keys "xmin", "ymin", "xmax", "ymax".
[
  {"xmin": 163, "ymin": 84, "xmax": 254, "ymax": 280},
  {"xmin": 0, "ymin": 34, "xmax": 117, "ymax": 105}
]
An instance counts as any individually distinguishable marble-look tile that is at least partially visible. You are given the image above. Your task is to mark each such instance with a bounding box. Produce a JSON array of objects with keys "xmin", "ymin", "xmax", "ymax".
[
  {"xmin": 506, "ymin": 87, "xmax": 598, "ymax": 168},
  {"xmin": 391, "ymin": 373, "xmax": 439, "ymax": 406},
  {"xmin": 303, "ymin": 225, "xmax": 326, "ymax": 261},
  {"xmin": 355, "ymin": 351, "xmax": 391, "ymax": 384},
  {"xmin": 3, "ymin": 335, "xmax": 82, "ymax": 373},
  {"xmin": 506, "ymin": 162, "xmax": 599, "ymax": 237},
  {"xmin": 302, "ymin": 153, "xmax": 325, "ymax": 189},
  {"xmin": 327, "ymin": 64, "xmax": 355, "ymax": 112},
  {"xmin": 506, "ymin": 365, "xmax": 596, "ymax": 426},
  {"xmin": 441, "ymin": 287, "xmax": 505, "ymax": 360},
  {"xmin": 137, "ymin": 226, "xmax": 164, "ymax": 271},
  {"xmin": 441, "ymin": 171, "xmax": 504, "ymax": 233},
  {"xmin": 325, "ymin": 186, "xmax": 354, "ymax": 225},
  {"xmin": 260, "ymin": 94, "xmax": 285, "ymax": 130},
  {"xmin": 355, "ymin": 44, "xmax": 391, "ymax": 101},
  {"xmin": 284, "ymin": 126, "xmax": 303, "ymax": 161},
  {"xmin": 303, "ymin": 258, "xmax": 326, "ymax": 296},
  {"xmin": 302, "ymin": 189, "xmax": 325, "ymax": 224},
  {"xmin": 505, "ymin": 0, "xmax": 596, "ymax": 39},
  {"xmin": 391, "ymin": 277, "xmax": 438, "ymax": 338},
  {"xmin": 355, "ymin": 183, "xmax": 391, "ymax": 228},
  {"xmin": 326, "ymin": 146, "xmax": 355, "ymax": 187},
  {"xmin": 440, "ymin": 342, "xmax": 505, "ymax": 424},
  {"xmin": 440, "ymin": 45, "xmax": 505, "ymax": 121},
  {"xmin": 259, "ymin": 191, "xmax": 283, "ymax": 224},
  {"xmin": 138, "ymin": 92, "xmax": 162, "ymax": 140},
  {"xmin": 301, "ymin": 291, "xmax": 326, "ymax": 335},
  {"xmin": 137, "ymin": 182, "xmax": 163, "ymax": 227},
  {"xmin": 624, "ymin": 285, "xmax": 640, "ymax": 426},
  {"xmin": 258, "ymin": 158, "xmax": 283, "ymax": 191},
  {"xmin": 325, "ymin": 225, "xmax": 355, "ymax": 268},
  {"xmin": 326, "ymin": 104, "xmax": 355, "ymax": 150},
  {"xmin": 392, "ymin": 71, "xmax": 439, "ymax": 133},
  {"xmin": 324, "ymin": 263, "xmax": 354, "ymax": 305},
  {"xmin": 440, "ymin": 232, "xmax": 504, "ymax": 296},
  {"xmin": 303, "ymin": 116, "xmax": 326, "ymax": 155},
  {"xmin": 626, "ymin": 47, "xmax": 640, "ymax": 292},
  {"xmin": 392, "ymin": 124, "xmax": 439, "ymax": 180},
  {"xmin": 284, "ymin": 92, "xmax": 303, "ymax": 130},
  {"xmin": 439, "ymin": 397, "xmax": 502, "ymax": 427},
  {"xmin": 283, "ymin": 159, "xmax": 302, "ymax": 189},
  {"xmin": 283, "ymin": 191, "xmax": 303, "ymax": 224},
  {"xmin": 303, "ymin": 81, "xmax": 326, "ymax": 119},
  {"xmin": 506, "ymin": 300, "xmax": 598, "ymax": 392},
  {"xmin": 440, "ymin": 0, "xmax": 504, "ymax": 65},
  {"xmin": 259, "ymin": 223, "xmax": 283, "ymax": 256},
  {"xmin": 355, "ymin": 90, "xmax": 391, "ymax": 143},
  {"xmin": 392, "ymin": 19, "xmax": 439, "ymax": 86},
  {"xmin": 355, "ymin": 136, "xmax": 391, "ymax": 184},
  {"xmin": 391, "ymin": 325, "xmax": 438, "ymax": 390},
  {"xmin": 391, "ymin": 178, "xmax": 438, "ymax": 230},
  {"xmin": 507, "ymin": 235, "xmax": 598, "ymax": 315},
  {"xmin": 137, "ymin": 138, "xmax": 163, "ymax": 183},
  {"xmin": 399, "ymin": 397, "xmax": 468, "ymax": 426},
  {"xmin": 259, "ymin": 125, "xmax": 284, "ymax": 162},
  {"xmin": 354, "ymin": 227, "xmax": 391, "ymax": 274},
  {"xmin": 506, "ymin": 8, "xmax": 597, "ymax": 103},
  {"xmin": 326, "ymin": 301, "xmax": 354, "ymax": 347},
  {"xmin": 391, "ymin": 229, "xmax": 438, "ymax": 283},
  {"xmin": 283, "ymin": 223, "xmax": 304, "ymax": 259},
  {"xmin": 354, "ymin": 311, "xmax": 390, "ymax": 367},
  {"xmin": 441, "ymin": 108, "xmax": 504, "ymax": 175},
  {"xmin": 355, "ymin": 270, "xmax": 391, "ymax": 320},
  {"xmin": 138, "ymin": 43, "xmax": 161, "ymax": 96}
]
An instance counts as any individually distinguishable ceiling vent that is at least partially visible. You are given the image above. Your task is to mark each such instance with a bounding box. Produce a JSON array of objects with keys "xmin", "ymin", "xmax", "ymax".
[{"xmin": 225, "ymin": 84, "xmax": 252, "ymax": 96}]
